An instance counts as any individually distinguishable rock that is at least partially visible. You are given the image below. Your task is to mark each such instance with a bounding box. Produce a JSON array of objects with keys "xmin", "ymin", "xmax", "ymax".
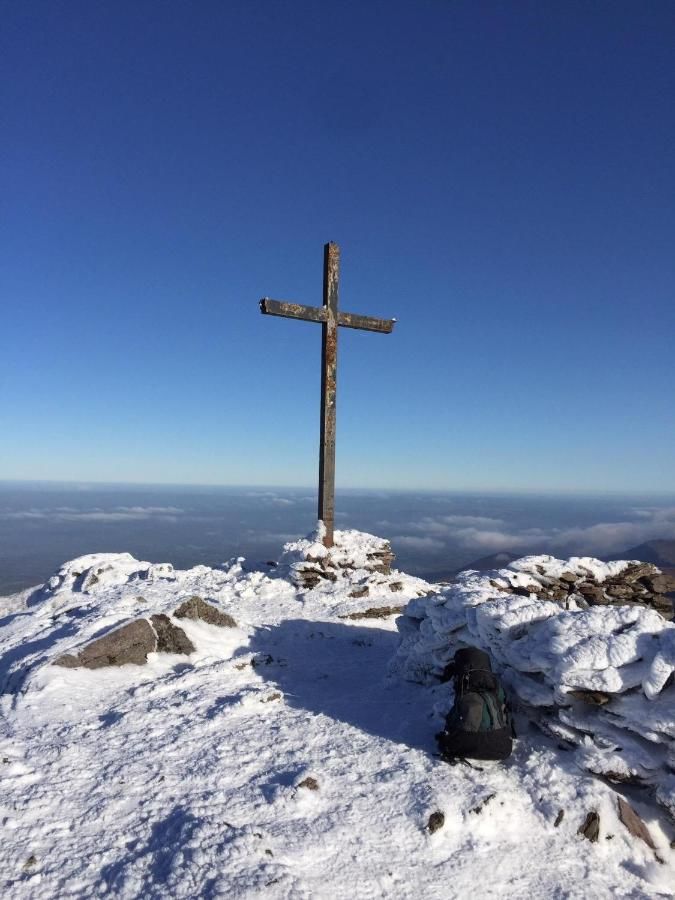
[
  {"xmin": 642, "ymin": 573, "xmax": 675, "ymax": 594},
  {"xmin": 622, "ymin": 563, "xmax": 658, "ymax": 583},
  {"xmin": 427, "ymin": 811, "xmax": 445, "ymax": 834},
  {"xmin": 470, "ymin": 793, "xmax": 496, "ymax": 815},
  {"xmin": 340, "ymin": 605, "xmax": 405, "ymax": 620},
  {"xmin": 617, "ymin": 797, "xmax": 656, "ymax": 849},
  {"xmin": 23, "ymin": 855, "xmax": 37, "ymax": 869},
  {"xmin": 577, "ymin": 583, "xmax": 607, "ymax": 604},
  {"xmin": 389, "ymin": 581, "xmax": 403, "ymax": 592},
  {"xmin": 297, "ymin": 776, "xmax": 319, "ymax": 791},
  {"xmin": 568, "ymin": 690, "xmax": 611, "ymax": 706},
  {"xmin": 554, "ymin": 810, "xmax": 565, "ymax": 827},
  {"xmin": 605, "ymin": 583, "xmax": 634, "ymax": 600},
  {"xmin": 348, "ymin": 586, "xmax": 370, "ymax": 599},
  {"xmin": 578, "ymin": 811, "xmax": 600, "ymax": 842},
  {"xmin": 560, "ymin": 572, "xmax": 578, "ymax": 584},
  {"xmin": 150, "ymin": 615, "xmax": 195, "ymax": 655},
  {"xmin": 174, "ymin": 596, "xmax": 237, "ymax": 628},
  {"xmin": 54, "ymin": 619, "xmax": 157, "ymax": 669}
]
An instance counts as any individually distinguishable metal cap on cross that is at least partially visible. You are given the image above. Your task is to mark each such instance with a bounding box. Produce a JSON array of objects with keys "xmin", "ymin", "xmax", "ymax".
[{"xmin": 259, "ymin": 242, "xmax": 395, "ymax": 548}]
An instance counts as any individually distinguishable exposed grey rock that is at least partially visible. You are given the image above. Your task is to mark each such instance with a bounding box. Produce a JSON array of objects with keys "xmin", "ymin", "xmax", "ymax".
[
  {"xmin": 642, "ymin": 573, "xmax": 675, "ymax": 594},
  {"xmin": 348, "ymin": 586, "xmax": 370, "ymax": 599},
  {"xmin": 578, "ymin": 811, "xmax": 600, "ymax": 842},
  {"xmin": 605, "ymin": 583, "xmax": 633, "ymax": 600},
  {"xmin": 54, "ymin": 619, "xmax": 157, "ymax": 669},
  {"xmin": 150, "ymin": 614, "xmax": 195, "ymax": 655},
  {"xmin": 340, "ymin": 605, "xmax": 405, "ymax": 620},
  {"xmin": 389, "ymin": 581, "xmax": 403, "ymax": 593},
  {"xmin": 577, "ymin": 583, "xmax": 607, "ymax": 604},
  {"xmin": 174, "ymin": 596, "xmax": 237, "ymax": 628},
  {"xmin": 554, "ymin": 810, "xmax": 564, "ymax": 827},
  {"xmin": 617, "ymin": 797, "xmax": 656, "ymax": 850}
]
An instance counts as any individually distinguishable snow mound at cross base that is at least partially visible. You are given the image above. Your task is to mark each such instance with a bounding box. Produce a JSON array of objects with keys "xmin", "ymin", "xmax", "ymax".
[{"xmin": 392, "ymin": 555, "xmax": 675, "ymax": 820}]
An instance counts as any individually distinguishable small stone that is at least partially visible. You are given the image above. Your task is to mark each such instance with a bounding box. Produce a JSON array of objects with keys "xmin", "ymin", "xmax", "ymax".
[
  {"xmin": 577, "ymin": 583, "xmax": 606, "ymax": 604},
  {"xmin": 560, "ymin": 572, "xmax": 578, "ymax": 584},
  {"xmin": 568, "ymin": 690, "xmax": 611, "ymax": 706},
  {"xmin": 554, "ymin": 810, "xmax": 564, "ymax": 827},
  {"xmin": 617, "ymin": 797, "xmax": 656, "ymax": 850},
  {"xmin": 427, "ymin": 811, "xmax": 445, "ymax": 834},
  {"xmin": 470, "ymin": 793, "xmax": 496, "ymax": 814},
  {"xmin": 150, "ymin": 614, "xmax": 195, "ymax": 655},
  {"xmin": 174, "ymin": 596, "xmax": 237, "ymax": 628},
  {"xmin": 24, "ymin": 855, "xmax": 37, "ymax": 869},
  {"xmin": 348, "ymin": 586, "xmax": 370, "ymax": 599},
  {"xmin": 297, "ymin": 776, "xmax": 319, "ymax": 791},
  {"xmin": 389, "ymin": 581, "xmax": 403, "ymax": 592},
  {"xmin": 578, "ymin": 811, "xmax": 600, "ymax": 842}
]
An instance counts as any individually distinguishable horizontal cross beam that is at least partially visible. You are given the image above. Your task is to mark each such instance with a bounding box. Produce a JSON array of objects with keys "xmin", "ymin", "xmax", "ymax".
[{"xmin": 260, "ymin": 297, "xmax": 395, "ymax": 334}]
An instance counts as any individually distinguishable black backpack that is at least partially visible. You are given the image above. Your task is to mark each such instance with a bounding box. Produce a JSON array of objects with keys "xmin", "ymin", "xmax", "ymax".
[{"xmin": 436, "ymin": 647, "xmax": 513, "ymax": 761}]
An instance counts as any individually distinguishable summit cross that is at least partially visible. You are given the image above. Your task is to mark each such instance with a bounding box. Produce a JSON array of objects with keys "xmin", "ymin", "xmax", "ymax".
[{"xmin": 259, "ymin": 242, "xmax": 395, "ymax": 548}]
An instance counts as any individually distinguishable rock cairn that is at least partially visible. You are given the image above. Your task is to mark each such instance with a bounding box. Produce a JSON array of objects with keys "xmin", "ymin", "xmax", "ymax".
[
  {"xmin": 277, "ymin": 526, "xmax": 395, "ymax": 590},
  {"xmin": 490, "ymin": 561, "xmax": 674, "ymax": 620},
  {"xmin": 393, "ymin": 555, "xmax": 675, "ymax": 822}
]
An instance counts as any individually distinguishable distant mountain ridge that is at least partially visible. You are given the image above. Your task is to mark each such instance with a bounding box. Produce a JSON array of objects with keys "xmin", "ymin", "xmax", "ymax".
[{"xmin": 606, "ymin": 539, "xmax": 675, "ymax": 568}]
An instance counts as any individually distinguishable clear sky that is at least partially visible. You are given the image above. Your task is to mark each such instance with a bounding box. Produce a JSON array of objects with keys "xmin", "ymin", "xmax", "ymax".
[{"xmin": 1, "ymin": 0, "xmax": 674, "ymax": 492}]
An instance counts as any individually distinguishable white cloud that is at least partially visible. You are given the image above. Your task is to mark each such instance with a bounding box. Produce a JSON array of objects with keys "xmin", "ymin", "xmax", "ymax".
[
  {"xmin": 1, "ymin": 506, "xmax": 184, "ymax": 523},
  {"xmin": 392, "ymin": 536, "xmax": 446, "ymax": 553},
  {"xmin": 392, "ymin": 506, "xmax": 675, "ymax": 558}
]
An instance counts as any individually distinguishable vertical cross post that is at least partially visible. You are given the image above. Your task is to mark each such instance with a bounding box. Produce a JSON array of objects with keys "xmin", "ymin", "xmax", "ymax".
[
  {"xmin": 318, "ymin": 242, "xmax": 339, "ymax": 547},
  {"xmin": 259, "ymin": 243, "xmax": 395, "ymax": 551}
]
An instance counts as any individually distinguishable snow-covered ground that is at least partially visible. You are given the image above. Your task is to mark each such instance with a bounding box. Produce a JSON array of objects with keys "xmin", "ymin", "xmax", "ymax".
[{"xmin": 1, "ymin": 530, "xmax": 673, "ymax": 898}]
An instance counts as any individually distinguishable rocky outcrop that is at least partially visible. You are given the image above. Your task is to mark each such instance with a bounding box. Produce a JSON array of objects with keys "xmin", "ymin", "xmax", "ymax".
[
  {"xmin": 54, "ymin": 616, "xmax": 194, "ymax": 669},
  {"xmin": 174, "ymin": 596, "xmax": 237, "ymax": 628}
]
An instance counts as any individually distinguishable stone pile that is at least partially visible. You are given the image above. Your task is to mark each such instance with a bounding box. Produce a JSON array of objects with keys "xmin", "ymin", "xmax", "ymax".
[
  {"xmin": 490, "ymin": 561, "xmax": 674, "ymax": 619},
  {"xmin": 277, "ymin": 526, "xmax": 396, "ymax": 591},
  {"xmin": 393, "ymin": 555, "xmax": 675, "ymax": 822}
]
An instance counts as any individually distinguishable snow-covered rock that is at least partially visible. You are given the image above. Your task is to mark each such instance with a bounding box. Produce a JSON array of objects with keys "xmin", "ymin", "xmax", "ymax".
[{"xmin": 393, "ymin": 554, "xmax": 675, "ymax": 823}]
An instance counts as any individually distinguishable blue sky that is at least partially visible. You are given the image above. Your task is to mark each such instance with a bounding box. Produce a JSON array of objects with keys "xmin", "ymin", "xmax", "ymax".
[{"xmin": 1, "ymin": 0, "xmax": 674, "ymax": 492}]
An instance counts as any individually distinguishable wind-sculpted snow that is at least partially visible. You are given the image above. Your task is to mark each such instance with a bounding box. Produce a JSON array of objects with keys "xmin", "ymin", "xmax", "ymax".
[
  {"xmin": 394, "ymin": 554, "xmax": 675, "ymax": 824},
  {"xmin": 1, "ymin": 537, "xmax": 673, "ymax": 897}
]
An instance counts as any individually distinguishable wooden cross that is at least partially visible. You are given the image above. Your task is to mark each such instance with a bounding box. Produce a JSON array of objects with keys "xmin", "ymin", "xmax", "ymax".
[{"xmin": 259, "ymin": 242, "xmax": 395, "ymax": 548}]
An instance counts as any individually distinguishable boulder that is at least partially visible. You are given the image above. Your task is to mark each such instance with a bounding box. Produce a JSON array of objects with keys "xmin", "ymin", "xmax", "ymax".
[
  {"xmin": 54, "ymin": 619, "xmax": 157, "ymax": 669},
  {"xmin": 174, "ymin": 596, "xmax": 237, "ymax": 628},
  {"xmin": 150, "ymin": 614, "xmax": 195, "ymax": 655}
]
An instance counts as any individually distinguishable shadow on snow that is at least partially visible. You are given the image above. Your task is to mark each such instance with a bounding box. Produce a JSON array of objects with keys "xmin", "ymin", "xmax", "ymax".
[{"xmin": 240, "ymin": 618, "xmax": 437, "ymax": 752}]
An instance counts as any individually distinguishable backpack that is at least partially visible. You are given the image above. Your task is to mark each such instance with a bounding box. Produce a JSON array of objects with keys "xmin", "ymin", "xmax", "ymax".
[{"xmin": 435, "ymin": 647, "xmax": 513, "ymax": 761}]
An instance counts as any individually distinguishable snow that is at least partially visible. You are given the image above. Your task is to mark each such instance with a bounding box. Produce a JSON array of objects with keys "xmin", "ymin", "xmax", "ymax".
[{"xmin": 1, "ymin": 536, "xmax": 673, "ymax": 898}]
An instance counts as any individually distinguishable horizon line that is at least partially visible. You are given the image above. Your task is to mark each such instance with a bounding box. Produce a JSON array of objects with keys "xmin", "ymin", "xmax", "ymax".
[{"xmin": 1, "ymin": 478, "xmax": 673, "ymax": 499}]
